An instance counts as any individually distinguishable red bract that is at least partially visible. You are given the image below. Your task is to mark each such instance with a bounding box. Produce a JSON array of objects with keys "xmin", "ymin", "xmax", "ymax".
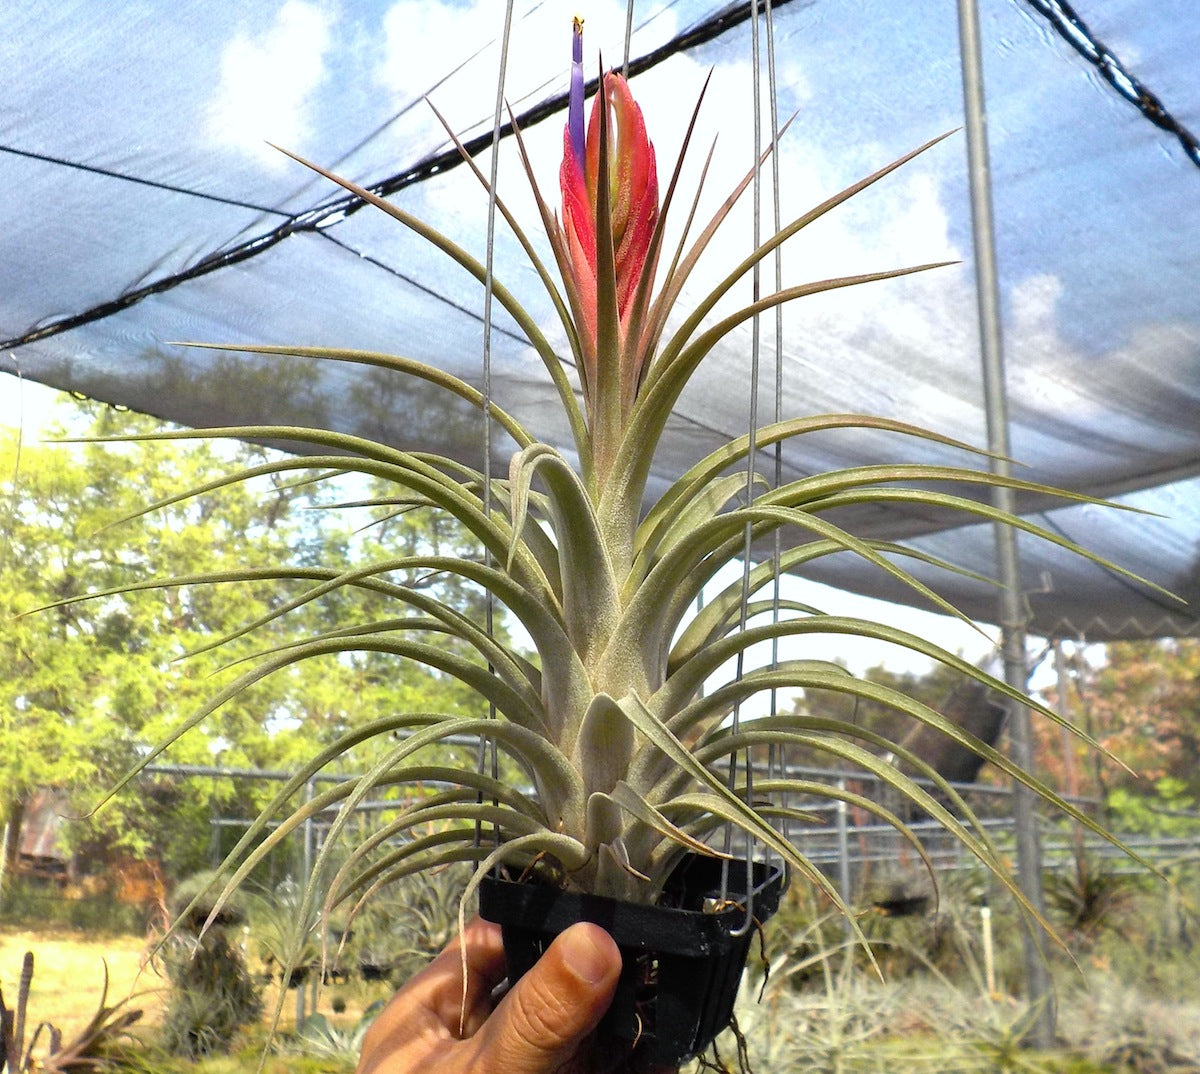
[
  {"xmin": 559, "ymin": 39, "xmax": 659, "ymax": 411},
  {"xmin": 591, "ymin": 75, "xmax": 659, "ymax": 335},
  {"xmin": 560, "ymin": 119, "xmax": 598, "ymax": 362}
]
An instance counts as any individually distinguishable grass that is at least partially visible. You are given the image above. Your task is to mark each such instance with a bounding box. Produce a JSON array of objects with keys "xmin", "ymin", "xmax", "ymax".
[
  {"xmin": 0, "ymin": 926, "xmax": 159, "ymax": 1038},
  {"xmin": 132, "ymin": 1036, "xmax": 357, "ymax": 1074},
  {"xmin": 7, "ymin": 875, "xmax": 1200, "ymax": 1074},
  {"xmin": 0, "ymin": 923, "xmax": 386, "ymax": 1072},
  {"xmin": 0, "ymin": 925, "xmax": 1126, "ymax": 1074}
]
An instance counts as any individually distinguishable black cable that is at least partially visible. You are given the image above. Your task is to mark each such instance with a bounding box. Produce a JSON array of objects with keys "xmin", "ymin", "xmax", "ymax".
[
  {"xmin": 1022, "ymin": 0, "xmax": 1200, "ymax": 167},
  {"xmin": 0, "ymin": 143, "xmax": 287, "ymax": 216},
  {"xmin": 14, "ymin": 0, "xmax": 1192, "ymax": 355},
  {"xmin": 1, "ymin": 0, "xmax": 803, "ymax": 354}
]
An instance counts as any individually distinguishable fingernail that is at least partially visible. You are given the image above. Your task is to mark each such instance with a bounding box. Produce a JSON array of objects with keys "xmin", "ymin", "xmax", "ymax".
[{"xmin": 561, "ymin": 925, "xmax": 615, "ymax": 985}]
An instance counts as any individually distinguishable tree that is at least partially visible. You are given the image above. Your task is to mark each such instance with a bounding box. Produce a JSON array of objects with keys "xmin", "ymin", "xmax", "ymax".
[
  {"xmin": 1040, "ymin": 638, "xmax": 1200, "ymax": 806},
  {"xmin": 1, "ymin": 398, "xmax": 504, "ymax": 886},
  {"xmin": 787, "ymin": 658, "xmax": 978, "ymax": 772}
]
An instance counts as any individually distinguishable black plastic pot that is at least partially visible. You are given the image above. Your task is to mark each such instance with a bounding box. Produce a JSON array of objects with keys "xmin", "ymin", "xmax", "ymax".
[
  {"xmin": 358, "ymin": 961, "xmax": 390, "ymax": 982},
  {"xmin": 479, "ymin": 853, "xmax": 786, "ymax": 1066}
]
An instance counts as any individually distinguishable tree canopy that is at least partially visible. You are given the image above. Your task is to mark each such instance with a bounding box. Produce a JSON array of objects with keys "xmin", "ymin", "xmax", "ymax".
[
  {"xmin": 1, "ymin": 400, "xmax": 501, "ymax": 884},
  {"xmin": 1039, "ymin": 639, "xmax": 1200, "ymax": 824}
]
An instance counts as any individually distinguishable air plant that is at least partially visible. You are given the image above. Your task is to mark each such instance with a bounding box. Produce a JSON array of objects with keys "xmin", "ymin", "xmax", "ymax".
[
  {"xmin": 0, "ymin": 952, "xmax": 143, "ymax": 1074},
  {"xmin": 84, "ymin": 19, "xmax": 1152, "ymax": 941}
]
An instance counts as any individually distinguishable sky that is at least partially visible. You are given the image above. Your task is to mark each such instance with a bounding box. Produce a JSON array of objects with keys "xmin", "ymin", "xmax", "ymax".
[
  {"xmin": 0, "ymin": 374, "xmax": 60, "ymax": 434},
  {"xmin": 16, "ymin": 0, "xmax": 1150, "ymax": 682},
  {"xmin": 0, "ymin": 0, "xmax": 1001, "ymax": 678}
]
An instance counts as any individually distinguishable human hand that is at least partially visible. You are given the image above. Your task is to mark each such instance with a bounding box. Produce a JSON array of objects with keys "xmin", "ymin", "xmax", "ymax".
[{"xmin": 356, "ymin": 916, "xmax": 676, "ymax": 1074}]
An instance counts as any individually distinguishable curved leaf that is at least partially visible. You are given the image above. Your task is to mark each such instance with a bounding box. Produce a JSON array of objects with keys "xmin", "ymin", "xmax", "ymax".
[
  {"xmin": 572, "ymin": 693, "xmax": 635, "ymax": 798},
  {"xmin": 172, "ymin": 341, "xmax": 536, "ymax": 449},
  {"xmin": 634, "ymin": 413, "xmax": 996, "ymax": 572},
  {"xmin": 614, "ymin": 693, "xmax": 852, "ymax": 914},
  {"xmin": 268, "ymin": 142, "xmax": 588, "ymax": 467},
  {"xmin": 644, "ymin": 131, "xmax": 956, "ymax": 398},
  {"xmin": 608, "ymin": 261, "xmax": 956, "ymax": 528},
  {"xmin": 333, "ymin": 829, "xmax": 492, "ymax": 917},
  {"xmin": 807, "ymin": 485, "xmax": 1177, "ymax": 603},
  {"xmin": 507, "ymin": 444, "xmax": 620, "ymax": 669},
  {"xmin": 425, "ymin": 98, "xmax": 590, "ymax": 449},
  {"xmin": 613, "ymin": 502, "xmax": 984, "ymax": 693},
  {"xmin": 67, "ymin": 434, "xmax": 556, "ymax": 598},
  {"xmin": 608, "ymin": 780, "xmax": 727, "ymax": 860}
]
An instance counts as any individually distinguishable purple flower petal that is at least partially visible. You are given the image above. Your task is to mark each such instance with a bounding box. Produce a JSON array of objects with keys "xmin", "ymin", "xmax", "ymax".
[{"xmin": 569, "ymin": 17, "xmax": 585, "ymax": 167}]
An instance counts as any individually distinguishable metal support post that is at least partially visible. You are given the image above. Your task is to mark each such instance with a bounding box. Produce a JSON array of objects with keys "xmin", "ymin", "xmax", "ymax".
[
  {"xmin": 296, "ymin": 778, "xmax": 315, "ymax": 1028},
  {"xmin": 956, "ymin": 0, "xmax": 1054, "ymax": 1046},
  {"xmin": 836, "ymin": 779, "xmax": 852, "ymax": 936}
]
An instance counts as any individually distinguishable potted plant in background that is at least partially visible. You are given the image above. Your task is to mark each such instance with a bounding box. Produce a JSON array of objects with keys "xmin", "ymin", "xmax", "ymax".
[{"xmin": 75, "ymin": 17, "xmax": 1152, "ymax": 1067}]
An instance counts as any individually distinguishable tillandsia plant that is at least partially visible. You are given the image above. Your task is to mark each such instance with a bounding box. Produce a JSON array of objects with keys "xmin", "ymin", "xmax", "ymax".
[
  {"xmin": 0, "ymin": 952, "xmax": 144, "ymax": 1074},
  {"xmin": 79, "ymin": 20, "xmax": 1154, "ymax": 935}
]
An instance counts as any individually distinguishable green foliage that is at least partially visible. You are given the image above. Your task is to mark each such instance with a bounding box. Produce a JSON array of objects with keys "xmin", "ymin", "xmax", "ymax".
[
  {"xmin": 1048, "ymin": 639, "xmax": 1200, "ymax": 806},
  {"xmin": 339, "ymin": 864, "xmax": 471, "ymax": 986},
  {"xmin": 2, "ymin": 406, "xmax": 298, "ymax": 871},
  {"xmin": 289, "ymin": 1004, "xmax": 383, "ymax": 1063},
  {"xmin": 1077, "ymin": 870, "xmax": 1200, "ymax": 1007},
  {"xmin": 757, "ymin": 861, "xmax": 1031, "ymax": 995},
  {"xmin": 789, "ymin": 660, "xmax": 968, "ymax": 750},
  {"xmin": 1106, "ymin": 778, "xmax": 1200, "ymax": 839},
  {"xmin": 156, "ymin": 918, "xmax": 263, "ymax": 1059},
  {"xmin": 115, "ymin": 1031, "xmax": 357, "ymax": 1074},
  {"xmin": 696, "ymin": 892, "xmax": 1200, "ymax": 1073},
  {"xmin": 0, "ymin": 880, "xmax": 147, "ymax": 936},
  {"xmin": 1, "ymin": 398, "xmax": 498, "ymax": 888},
  {"xmin": 243, "ymin": 877, "xmax": 327, "ymax": 989},
  {"xmin": 718, "ymin": 864, "xmax": 1200, "ymax": 1072},
  {"xmin": 705, "ymin": 934, "xmax": 1071, "ymax": 1074},
  {"xmin": 1042, "ymin": 854, "xmax": 1138, "ymax": 945},
  {"xmin": 1057, "ymin": 970, "xmax": 1200, "ymax": 1073}
]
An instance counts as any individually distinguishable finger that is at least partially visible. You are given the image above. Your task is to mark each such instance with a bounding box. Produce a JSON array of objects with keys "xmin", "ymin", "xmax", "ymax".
[
  {"xmin": 474, "ymin": 922, "xmax": 622, "ymax": 1073},
  {"xmin": 358, "ymin": 916, "xmax": 506, "ymax": 1070},
  {"xmin": 424, "ymin": 916, "xmax": 508, "ymax": 1032}
]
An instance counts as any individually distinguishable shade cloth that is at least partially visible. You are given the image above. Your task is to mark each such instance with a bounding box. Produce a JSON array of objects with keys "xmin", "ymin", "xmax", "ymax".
[{"xmin": 3, "ymin": 0, "xmax": 1197, "ymax": 639}]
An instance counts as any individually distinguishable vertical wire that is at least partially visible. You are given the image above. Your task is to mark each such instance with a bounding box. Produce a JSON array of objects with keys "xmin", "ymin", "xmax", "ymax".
[
  {"xmin": 0, "ymin": 358, "xmax": 26, "ymax": 568},
  {"xmin": 763, "ymin": 0, "xmax": 789, "ymax": 864},
  {"xmin": 475, "ymin": 0, "xmax": 517, "ymax": 856},
  {"xmin": 724, "ymin": 0, "xmax": 765, "ymax": 935},
  {"xmin": 622, "ymin": 0, "xmax": 635, "ymax": 77}
]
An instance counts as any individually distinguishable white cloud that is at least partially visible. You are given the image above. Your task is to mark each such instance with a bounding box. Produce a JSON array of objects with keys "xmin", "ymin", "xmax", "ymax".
[
  {"xmin": 373, "ymin": 1, "xmax": 681, "ymax": 145},
  {"xmin": 206, "ymin": 0, "xmax": 336, "ymax": 166},
  {"xmin": 1010, "ymin": 273, "xmax": 1064, "ymax": 355}
]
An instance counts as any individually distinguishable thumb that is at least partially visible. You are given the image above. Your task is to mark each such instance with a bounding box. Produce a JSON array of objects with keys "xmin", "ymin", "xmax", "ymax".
[{"xmin": 478, "ymin": 922, "xmax": 622, "ymax": 1073}]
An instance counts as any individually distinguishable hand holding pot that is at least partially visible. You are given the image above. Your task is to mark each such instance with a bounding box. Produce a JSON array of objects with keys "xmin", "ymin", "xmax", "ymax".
[{"xmin": 356, "ymin": 916, "xmax": 674, "ymax": 1074}]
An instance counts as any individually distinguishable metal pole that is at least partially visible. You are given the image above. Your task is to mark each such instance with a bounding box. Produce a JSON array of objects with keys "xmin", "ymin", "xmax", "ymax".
[
  {"xmin": 835, "ymin": 779, "xmax": 852, "ymax": 936},
  {"xmin": 296, "ymin": 778, "xmax": 315, "ymax": 1028},
  {"xmin": 0, "ymin": 819, "xmax": 10, "ymax": 917},
  {"xmin": 956, "ymin": 0, "xmax": 1054, "ymax": 1045}
]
